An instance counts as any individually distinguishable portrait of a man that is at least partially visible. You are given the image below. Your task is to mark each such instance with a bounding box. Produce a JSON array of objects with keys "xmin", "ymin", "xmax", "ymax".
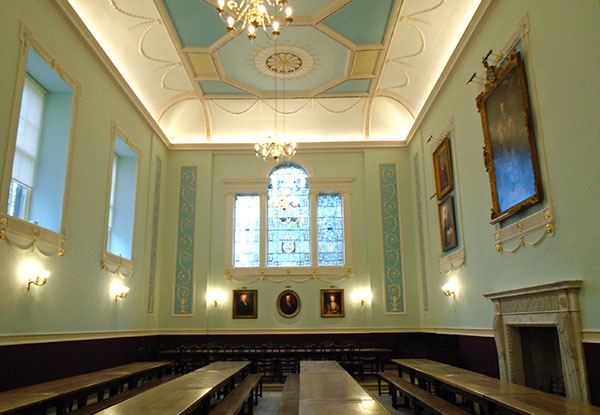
[
  {"xmin": 433, "ymin": 136, "xmax": 454, "ymax": 200},
  {"xmin": 277, "ymin": 290, "xmax": 300, "ymax": 318},
  {"xmin": 233, "ymin": 289, "xmax": 257, "ymax": 319},
  {"xmin": 321, "ymin": 289, "xmax": 344, "ymax": 318}
]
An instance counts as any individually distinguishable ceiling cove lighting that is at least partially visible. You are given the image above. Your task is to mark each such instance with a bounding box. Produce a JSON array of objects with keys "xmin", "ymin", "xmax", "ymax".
[{"xmin": 216, "ymin": 0, "xmax": 293, "ymax": 41}]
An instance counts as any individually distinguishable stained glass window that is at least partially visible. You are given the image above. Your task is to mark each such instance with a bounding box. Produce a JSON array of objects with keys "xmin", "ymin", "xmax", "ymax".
[
  {"xmin": 267, "ymin": 164, "xmax": 311, "ymax": 267},
  {"xmin": 317, "ymin": 193, "xmax": 345, "ymax": 266},
  {"xmin": 234, "ymin": 195, "xmax": 261, "ymax": 267}
]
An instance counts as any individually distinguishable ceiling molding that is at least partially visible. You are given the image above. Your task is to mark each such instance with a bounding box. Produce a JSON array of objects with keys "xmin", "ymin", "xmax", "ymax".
[
  {"xmin": 404, "ymin": 0, "xmax": 495, "ymax": 147},
  {"xmin": 169, "ymin": 140, "xmax": 406, "ymax": 153},
  {"xmin": 49, "ymin": 0, "xmax": 172, "ymax": 149}
]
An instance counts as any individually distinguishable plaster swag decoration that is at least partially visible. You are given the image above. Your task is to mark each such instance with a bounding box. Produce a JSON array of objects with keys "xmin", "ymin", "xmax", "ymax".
[
  {"xmin": 494, "ymin": 207, "xmax": 555, "ymax": 254},
  {"xmin": 484, "ymin": 280, "xmax": 590, "ymax": 403}
]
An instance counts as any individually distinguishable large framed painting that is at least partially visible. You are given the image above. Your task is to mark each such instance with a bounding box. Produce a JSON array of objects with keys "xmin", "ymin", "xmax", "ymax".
[
  {"xmin": 277, "ymin": 290, "xmax": 300, "ymax": 318},
  {"xmin": 232, "ymin": 289, "xmax": 257, "ymax": 319},
  {"xmin": 320, "ymin": 289, "xmax": 344, "ymax": 318},
  {"xmin": 438, "ymin": 196, "xmax": 458, "ymax": 252},
  {"xmin": 476, "ymin": 50, "xmax": 543, "ymax": 223},
  {"xmin": 432, "ymin": 136, "xmax": 454, "ymax": 200}
]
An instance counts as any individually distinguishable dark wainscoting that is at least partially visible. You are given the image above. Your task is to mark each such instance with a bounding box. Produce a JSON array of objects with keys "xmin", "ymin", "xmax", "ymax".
[
  {"xmin": 456, "ymin": 335, "xmax": 500, "ymax": 378},
  {"xmin": 0, "ymin": 336, "xmax": 152, "ymax": 392}
]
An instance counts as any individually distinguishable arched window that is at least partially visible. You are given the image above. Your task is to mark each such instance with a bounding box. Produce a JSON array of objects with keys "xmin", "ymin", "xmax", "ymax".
[
  {"xmin": 267, "ymin": 164, "xmax": 311, "ymax": 267},
  {"xmin": 225, "ymin": 161, "xmax": 353, "ymax": 278}
]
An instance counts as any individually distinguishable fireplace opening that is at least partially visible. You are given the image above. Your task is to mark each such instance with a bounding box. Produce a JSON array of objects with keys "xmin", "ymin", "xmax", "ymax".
[{"xmin": 519, "ymin": 326, "xmax": 565, "ymax": 396}]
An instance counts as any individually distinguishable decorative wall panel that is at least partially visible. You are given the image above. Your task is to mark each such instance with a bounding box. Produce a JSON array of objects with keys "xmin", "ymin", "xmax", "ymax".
[
  {"xmin": 379, "ymin": 164, "xmax": 404, "ymax": 313},
  {"xmin": 413, "ymin": 155, "xmax": 429, "ymax": 312},
  {"xmin": 173, "ymin": 166, "xmax": 197, "ymax": 315},
  {"xmin": 147, "ymin": 157, "xmax": 162, "ymax": 314}
]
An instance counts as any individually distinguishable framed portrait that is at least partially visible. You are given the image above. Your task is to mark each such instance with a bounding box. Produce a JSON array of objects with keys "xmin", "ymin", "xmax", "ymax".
[
  {"xmin": 476, "ymin": 51, "xmax": 543, "ymax": 223},
  {"xmin": 232, "ymin": 289, "xmax": 257, "ymax": 319},
  {"xmin": 277, "ymin": 290, "xmax": 300, "ymax": 318},
  {"xmin": 432, "ymin": 136, "xmax": 454, "ymax": 200},
  {"xmin": 438, "ymin": 196, "xmax": 458, "ymax": 252},
  {"xmin": 321, "ymin": 289, "xmax": 344, "ymax": 318}
]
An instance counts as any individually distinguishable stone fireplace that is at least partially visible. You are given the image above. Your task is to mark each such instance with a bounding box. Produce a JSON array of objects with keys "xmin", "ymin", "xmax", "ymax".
[{"xmin": 484, "ymin": 280, "xmax": 590, "ymax": 403}]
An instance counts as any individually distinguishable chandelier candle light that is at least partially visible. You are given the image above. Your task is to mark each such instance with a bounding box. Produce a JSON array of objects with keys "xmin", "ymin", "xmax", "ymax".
[{"xmin": 216, "ymin": 0, "xmax": 293, "ymax": 41}]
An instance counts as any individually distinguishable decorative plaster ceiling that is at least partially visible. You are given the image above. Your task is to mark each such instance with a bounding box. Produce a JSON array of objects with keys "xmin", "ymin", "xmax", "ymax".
[{"xmin": 65, "ymin": 0, "xmax": 482, "ymax": 145}]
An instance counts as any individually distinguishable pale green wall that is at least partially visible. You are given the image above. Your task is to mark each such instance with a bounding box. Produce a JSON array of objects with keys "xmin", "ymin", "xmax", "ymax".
[
  {"xmin": 0, "ymin": 1, "xmax": 166, "ymax": 335},
  {"xmin": 157, "ymin": 150, "xmax": 421, "ymax": 331},
  {"xmin": 408, "ymin": 0, "xmax": 600, "ymax": 332}
]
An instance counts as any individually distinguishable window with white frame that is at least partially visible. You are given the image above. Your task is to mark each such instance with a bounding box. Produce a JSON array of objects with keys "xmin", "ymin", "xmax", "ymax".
[
  {"xmin": 5, "ymin": 47, "xmax": 76, "ymax": 235},
  {"xmin": 104, "ymin": 135, "xmax": 139, "ymax": 261},
  {"xmin": 226, "ymin": 163, "xmax": 353, "ymax": 276}
]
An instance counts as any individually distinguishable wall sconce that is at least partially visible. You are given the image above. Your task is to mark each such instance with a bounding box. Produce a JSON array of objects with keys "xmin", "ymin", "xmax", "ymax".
[
  {"xmin": 353, "ymin": 289, "xmax": 372, "ymax": 307},
  {"xmin": 442, "ymin": 280, "xmax": 458, "ymax": 297},
  {"xmin": 110, "ymin": 283, "xmax": 129, "ymax": 301},
  {"xmin": 26, "ymin": 268, "xmax": 50, "ymax": 290},
  {"xmin": 206, "ymin": 289, "xmax": 225, "ymax": 307}
]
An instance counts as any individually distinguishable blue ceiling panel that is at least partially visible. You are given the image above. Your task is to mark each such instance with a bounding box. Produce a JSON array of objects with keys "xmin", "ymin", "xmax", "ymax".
[
  {"xmin": 323, "ymin": 0, "xmax": 395, "ymax": 45},
  {"xmin": 218, "ymin": 26, "xmax": 350, "ymax": 94},
  {"xmin": 163, "ymin": 0, "xmax": 226, "ymax": 47},
  {"xmin": 290, "ymin": 0, "xmax": 337, "ymax": 17},
  {"xmin": 325, "ymin": 79, "xmax": 371, "ymax": 94},
  {"xmin": 199, "ymin": 81, "xmax": 247, "ymax": 95}
]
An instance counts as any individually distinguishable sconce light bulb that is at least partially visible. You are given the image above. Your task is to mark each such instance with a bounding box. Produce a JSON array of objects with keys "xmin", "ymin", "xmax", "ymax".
[
  {"xmin": 285, "ymin": 6, "xmax": 292, "ymax": 17},
  {"xmin": 227, "ymin": 16, "xmax": 235, "ymax": 27}
]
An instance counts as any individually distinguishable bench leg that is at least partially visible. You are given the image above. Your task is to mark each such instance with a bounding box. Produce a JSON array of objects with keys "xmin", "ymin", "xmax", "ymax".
[
  {"xmin": 390, "ymin": 386, "xmax": 398, "ymax": 409},
  {"xmin": 77, "ymin": 395, "xmax": 87, "ymax": 409},
  {"xmin": 377, "ymin": 377, "xmax": 382, "ymax": 395}
]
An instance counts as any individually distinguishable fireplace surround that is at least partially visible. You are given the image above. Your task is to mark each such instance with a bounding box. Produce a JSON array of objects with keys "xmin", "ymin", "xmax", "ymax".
[{"xmin": 484, "ymin": 280, "xmax": 590, "ymax": 403}]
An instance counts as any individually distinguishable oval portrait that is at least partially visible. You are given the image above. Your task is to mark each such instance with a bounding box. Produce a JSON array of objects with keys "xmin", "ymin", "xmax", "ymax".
[{"xmin": 277, "ymin": 290, "xmax": 300, "ymax": 318}]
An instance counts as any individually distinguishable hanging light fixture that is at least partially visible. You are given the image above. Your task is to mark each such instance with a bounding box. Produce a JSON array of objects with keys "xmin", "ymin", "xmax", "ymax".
[
  {"xmin": 216, "ymin": 0, "xmax": 293, "ymax": 41},
  {"xmin": 255, "ymin": 39, "xmax": 296, "ymax": 162}
]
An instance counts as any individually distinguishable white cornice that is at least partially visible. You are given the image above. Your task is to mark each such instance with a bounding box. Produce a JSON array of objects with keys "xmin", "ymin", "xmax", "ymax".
[
  {"xmin": 49, "ymin": 0, "xmax": 172, "ymax": 149},
  {"xmin": 405, "ymin": 0, "xmax": 495, "ymax": 147}
]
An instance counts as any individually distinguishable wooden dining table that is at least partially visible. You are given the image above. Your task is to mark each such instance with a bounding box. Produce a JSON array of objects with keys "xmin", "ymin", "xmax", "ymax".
[
  {"xmin": 298, "ymin": 361, "xmax": 390, "ymax": 415},
  {"xmin": 0, "ymin": 361, "xmax": 171, "ymax": 415},
  {"xmin": 95, "ymin": 360, "xmax": 250, "ymax": 415},
  {"xmin": 392, "ymin": 358, "xmax": 600, "ymax": 415}
]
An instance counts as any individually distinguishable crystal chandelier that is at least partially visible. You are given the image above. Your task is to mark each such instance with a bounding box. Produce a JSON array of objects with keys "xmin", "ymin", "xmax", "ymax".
[
  {"xmin": 216, "ymin": 0, "xmax": 293, "ymax": 41},
  {"xmin": 255, "ymin": 139, "xmax": 296, "ymax": 162}
]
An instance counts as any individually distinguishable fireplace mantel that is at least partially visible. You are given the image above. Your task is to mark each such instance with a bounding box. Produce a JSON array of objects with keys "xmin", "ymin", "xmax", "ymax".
[{"xmin": 484, "ymin": 280, "xmax": 589, "ymax": 403}]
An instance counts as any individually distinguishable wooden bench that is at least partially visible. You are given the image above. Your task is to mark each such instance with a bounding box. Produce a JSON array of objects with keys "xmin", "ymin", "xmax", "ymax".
[
  {"xmin": 278, "ymin": 374, "xmax": 299, "ymax": 415},
  {"xmin": 209, "ymin": 374, "xmax": 263, "ymax": 415},
  {"xmin": 0, "ymin": 361, "xmax": 171, "ymax": 415},
  {"xmin": 378, "ymin": 371, "xmax": 469, "ymax": 415}
]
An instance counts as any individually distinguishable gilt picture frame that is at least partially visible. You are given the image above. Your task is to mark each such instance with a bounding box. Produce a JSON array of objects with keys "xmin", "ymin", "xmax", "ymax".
[
  {"xmin": 476, "ymin": 51, "xmax": 543, "ymax": 223},
  {"xmin": 321, "ymin": 289, "xmax": 344, "ymax": 318},
  {"xmin": 232, "ymin": 289, "xmax": 257, "ymax": 319},
  {"xmin": 432, "ymin": 136, "xmax": 454, "ymax": 200},
  {"xmin": 277, "ymin": 290, "xmax": 300, "ymax": 318},
  {"xmin": 438, "ymin": 196, "xmax": 458, "ymax": 252}
]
